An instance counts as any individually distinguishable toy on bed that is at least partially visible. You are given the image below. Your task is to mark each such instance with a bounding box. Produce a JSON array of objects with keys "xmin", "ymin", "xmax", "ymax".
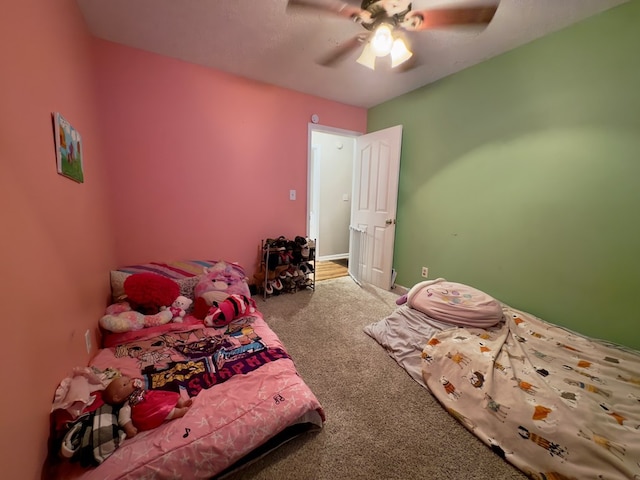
[
  {"xmin": 192, "ymin": 261, "xmax": 252, "ymax": 319},
  {"xmin": 47, "ymin": 259, "xmax": 325, "ymax": 480},
  {"xmin": 102, "ymin": 375, "xmax": 192, "ymax": 438},
  {"xmin": 100, "ymin": 273, "xmax": 196, "ymax": 332},
  {"xmin": 51, "ymin": 366, "xmax": 131, "ymax": 467},
  {"xmin": 123, "ymin": 272, "xmax": 180, "ymax": 314},
  {"xmin": 99, "ymin": 301, "xmax": 173, "ymax": 333},
  {"xmin": 204, "ymin": 293, "xmax": 256, "ymax": 327},
  {"xmin": 160, "ymin": 295, "xmax": 193, "ymax": 323}
]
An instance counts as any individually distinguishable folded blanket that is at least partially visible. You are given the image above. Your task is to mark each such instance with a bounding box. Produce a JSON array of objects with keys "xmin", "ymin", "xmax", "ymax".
[{"xmin": 61, "ymin": 404, "xmax": 126, "ymax": 467}]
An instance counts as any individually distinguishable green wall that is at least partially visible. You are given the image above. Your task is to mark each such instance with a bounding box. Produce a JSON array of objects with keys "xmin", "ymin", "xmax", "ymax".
[{"xmin": 369, "ymin": 1, "xmax": 640, "ymax": 349}]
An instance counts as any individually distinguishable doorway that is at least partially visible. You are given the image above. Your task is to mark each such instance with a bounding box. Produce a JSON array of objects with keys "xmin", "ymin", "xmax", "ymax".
[
  {"xmin": 307, "ymin": 123, "xmax": 403, "ymax": 290},
  {"xmin": 307, "ymin": 124, "xmax": 360, "ymax": 263}
]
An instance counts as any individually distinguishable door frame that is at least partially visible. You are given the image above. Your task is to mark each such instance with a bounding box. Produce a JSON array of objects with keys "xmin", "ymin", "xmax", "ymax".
[{"xmin": 306, "ymin": 123, "xmax": 362, "ymax": 259}]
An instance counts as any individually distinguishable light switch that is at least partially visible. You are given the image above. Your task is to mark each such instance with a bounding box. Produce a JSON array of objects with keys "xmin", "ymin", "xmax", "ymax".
[
  {"xmin": 289, "ymin": 190, "xmax": 296, "ymax": 201},
  {"xmin": 342, "ymin": 193, "xmax": 350, "ymax": 201}
]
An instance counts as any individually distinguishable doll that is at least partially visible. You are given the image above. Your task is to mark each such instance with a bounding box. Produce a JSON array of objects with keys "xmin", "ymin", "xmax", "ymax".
[{"xmin": 102, "ymin": 375, "xmax": 192, "ymax": 438}]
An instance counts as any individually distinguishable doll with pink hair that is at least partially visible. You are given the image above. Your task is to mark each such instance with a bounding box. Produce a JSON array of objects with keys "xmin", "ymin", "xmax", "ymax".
[{"xmin": 102, "ymin": 376, "xmax": 192, "ymax": 438}]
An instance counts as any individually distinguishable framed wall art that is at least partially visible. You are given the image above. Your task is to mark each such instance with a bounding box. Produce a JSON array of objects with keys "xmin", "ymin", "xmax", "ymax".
[{"xmin": 52, "ymin": 112, "xmax": 84, "ymax": 183}]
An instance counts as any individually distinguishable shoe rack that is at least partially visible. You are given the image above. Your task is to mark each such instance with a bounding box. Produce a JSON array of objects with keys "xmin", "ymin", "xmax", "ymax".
[{"xmin": 256, "ymin": 236, "xmax": 316, "ymax": 300}]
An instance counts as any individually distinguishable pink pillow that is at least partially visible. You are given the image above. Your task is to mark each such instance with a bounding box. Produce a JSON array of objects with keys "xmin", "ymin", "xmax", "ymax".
[{"xmin": 407, "ymin": 279, "xmax": 503, "ymax": 328}]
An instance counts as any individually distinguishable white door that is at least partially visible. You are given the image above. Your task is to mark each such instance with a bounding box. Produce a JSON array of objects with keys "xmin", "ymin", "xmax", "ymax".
[{"xmin": 349, "ymin": 125, "xmax": 403, "ymax": 290}]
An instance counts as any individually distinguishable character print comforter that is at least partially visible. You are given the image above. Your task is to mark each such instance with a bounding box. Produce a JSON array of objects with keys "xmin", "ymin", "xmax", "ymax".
[{"xmin": 421, "ymin": 306, "xmax": 640, "ymax": 479}]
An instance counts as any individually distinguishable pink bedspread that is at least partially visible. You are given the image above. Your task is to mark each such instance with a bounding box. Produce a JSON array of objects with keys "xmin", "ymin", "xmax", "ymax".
[{"xmin": 52, "ymin": 311, "xmax": 324, "ymax": 479}]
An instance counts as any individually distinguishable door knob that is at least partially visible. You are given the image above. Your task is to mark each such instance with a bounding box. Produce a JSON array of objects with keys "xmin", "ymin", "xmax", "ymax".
[{"xmin": 385, "ymin": 219, "xmax": 395, "ymax": 225}]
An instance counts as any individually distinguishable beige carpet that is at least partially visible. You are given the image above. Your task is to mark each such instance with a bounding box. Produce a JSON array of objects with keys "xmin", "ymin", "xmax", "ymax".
[{"xmin": 222, "ymin": 277, "xmax": 526, "ymax": 480}]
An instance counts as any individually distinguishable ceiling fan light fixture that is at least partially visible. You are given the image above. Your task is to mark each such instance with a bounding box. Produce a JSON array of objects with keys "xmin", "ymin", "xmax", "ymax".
[
  {"xmin": 356, "ymin": 42, "xmax": 377, "ymax": 70},
  {"xmin": 390, "ymin": 38, "xmax": 413, "ymax": 68},
  {"xmin": 370, "ymin": 24, "xmax": 394, "ymax": 57}
]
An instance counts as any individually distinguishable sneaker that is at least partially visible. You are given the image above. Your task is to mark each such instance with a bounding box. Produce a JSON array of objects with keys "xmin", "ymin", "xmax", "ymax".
[
  {"xmin": 300, "ymin": 262, "xmax": 314, "ymax": 274},
  {"xmin": 265, "ymin": 281, "xmax": 273, "ymax": 295},
  {"xmin": 272, "ymin": 278, "xmax": 283, "ymax": 290}
]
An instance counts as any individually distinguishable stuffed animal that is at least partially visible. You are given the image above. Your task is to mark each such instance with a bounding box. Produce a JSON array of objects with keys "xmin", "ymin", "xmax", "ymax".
[
  {"xmin": 194, "ymin": 261, "xmax": 251, "ymax": 306},
  {"xmin": 124, "ymin": 273, "xmax": 180, "ymax": 314},
  {"xmin": 102, "ymin": 376, "xmax": 192, "ymax": 437},
  {"xmin": 204, "ymin": 294, "xmax": 256, "ymax": 327},
  {"xmin": 100, "ymin": 302, "xmax": 173, "ymax": 333},
  {"xmin": 161, "ymin": 295, "xmax": 193, "ymax": 323}
]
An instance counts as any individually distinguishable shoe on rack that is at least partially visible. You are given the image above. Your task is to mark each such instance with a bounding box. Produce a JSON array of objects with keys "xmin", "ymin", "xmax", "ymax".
[
  {"xmin": 265, "ymin": 281, "xmax": 273, "ymax": 295},
  {"xmin": 306, "ymin": 238, "xmax": 316, "ymax": 249},
  {"xmin": 272, "ymin": 278, "xmax": 283, "ymax": 290},
  {"xmin": 300, "ymin": 262, "xmax": 314, "ymax": 274},
  {"xmin": 279, "ymin": 270, "xmax": 291, "ymax": 279}
]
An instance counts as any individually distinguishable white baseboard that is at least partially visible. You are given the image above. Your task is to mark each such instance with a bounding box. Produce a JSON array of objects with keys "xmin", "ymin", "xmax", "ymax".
[
  {"xmin": 392, "ymin": 284, "xmax": 409, "ymax": 294},
  {"xmin": 317, "ymin": 253, "xmax": 348, "ymax": 262}
]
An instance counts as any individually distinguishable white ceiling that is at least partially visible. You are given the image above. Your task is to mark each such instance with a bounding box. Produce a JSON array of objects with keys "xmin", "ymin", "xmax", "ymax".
[{"xmin": 76, "ymin": 0, "xmax": 628, "ymax": 108}]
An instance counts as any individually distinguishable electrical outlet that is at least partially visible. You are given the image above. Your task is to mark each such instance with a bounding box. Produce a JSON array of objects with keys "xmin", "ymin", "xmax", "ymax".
[
  {"xmin": 289, "ymin": 189, "xmax": 296, "ymax": 200},
  {"xmin": 85, "ymin": 329, "xmax": 92, "ymax": 354},
  {"xmin": 421, "ymin": 266, "xmax": 429, "ymax": 278}
]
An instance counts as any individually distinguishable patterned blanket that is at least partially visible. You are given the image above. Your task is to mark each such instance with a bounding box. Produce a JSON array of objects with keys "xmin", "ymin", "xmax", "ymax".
[
  {"xmin": 61, "ymin": 404, "xmax": 125, "ymax": 467},
  {"xmin": 112, "ymin": 316, "xmax": 291, "ymax": 397},
  {"xmin": 422, "ymin": 305, "xmax": 640, "ymax": 479}
]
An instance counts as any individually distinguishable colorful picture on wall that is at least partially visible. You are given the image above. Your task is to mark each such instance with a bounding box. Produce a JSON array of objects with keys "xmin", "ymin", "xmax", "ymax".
[{"xmin": 53, "ymin": 112, "xmax": 84, "ymax": 183}]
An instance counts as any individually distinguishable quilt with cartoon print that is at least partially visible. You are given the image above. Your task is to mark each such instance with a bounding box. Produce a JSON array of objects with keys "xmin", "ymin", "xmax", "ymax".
[{"xmin": 421, "ymin": 305, "xmax": 640, "ymax": 480}]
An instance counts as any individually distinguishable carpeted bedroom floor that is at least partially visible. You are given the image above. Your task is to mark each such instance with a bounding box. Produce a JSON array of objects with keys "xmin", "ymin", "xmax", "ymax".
[{"xmin": 221, "ymin": 277, "xmax": 527, "ymax": 480}]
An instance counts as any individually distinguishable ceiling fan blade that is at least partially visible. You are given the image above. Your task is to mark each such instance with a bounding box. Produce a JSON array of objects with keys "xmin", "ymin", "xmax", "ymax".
[
  {"xmin": 317, "ymin": 33, "xmax": 369, "ymax": 67},
  {"xmin": 402, "ymin": 4, "xmax": 500, "ymax": 31},
  {"xmin": 286, "ymin": 0, "xmax": 365, "ymax": 21}
]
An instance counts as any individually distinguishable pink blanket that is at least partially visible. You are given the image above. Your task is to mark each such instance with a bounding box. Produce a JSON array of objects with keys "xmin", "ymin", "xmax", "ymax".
[{"xmin": 51, "ymin": 311, "xmax": 324, "ymax": 479}]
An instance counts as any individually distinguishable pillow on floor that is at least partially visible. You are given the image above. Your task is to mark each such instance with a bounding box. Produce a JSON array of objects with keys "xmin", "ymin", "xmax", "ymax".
[{"xmin": 406, "ymin": 278, "xmax": 503, "ymax": 328}]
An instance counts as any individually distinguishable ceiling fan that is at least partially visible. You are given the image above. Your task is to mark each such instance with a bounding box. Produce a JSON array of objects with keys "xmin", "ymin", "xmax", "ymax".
[{"xmin": 286, "ymin": 0, "xmax": 501, "ymax": 70}]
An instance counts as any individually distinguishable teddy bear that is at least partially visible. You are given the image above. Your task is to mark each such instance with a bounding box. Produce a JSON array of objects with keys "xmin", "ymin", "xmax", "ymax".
[{"xmin": 161, "ymin": 295, "xmax": 193, "ymax": 323}]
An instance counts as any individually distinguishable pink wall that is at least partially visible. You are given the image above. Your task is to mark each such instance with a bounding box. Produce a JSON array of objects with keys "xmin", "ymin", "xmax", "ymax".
[
  {"xmin": 93, "ymin": 41, "xmax": 366, "ymax": 275},
  {"xmin": 1, "ymin": 2, "xmax": 365, "ymax": 478},
  {"xmin": 0, "ymin": 0, "xmax": 116, "ymax": 478}
]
